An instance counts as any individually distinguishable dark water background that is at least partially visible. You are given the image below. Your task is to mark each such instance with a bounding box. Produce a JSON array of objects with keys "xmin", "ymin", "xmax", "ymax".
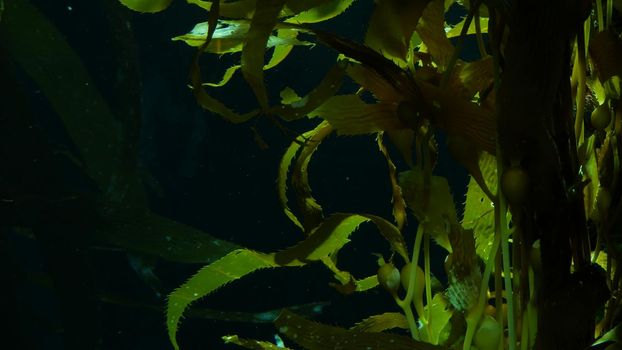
[{"xmin": 1, "ymin": 1, "xmax": 472, "ymax": 349}]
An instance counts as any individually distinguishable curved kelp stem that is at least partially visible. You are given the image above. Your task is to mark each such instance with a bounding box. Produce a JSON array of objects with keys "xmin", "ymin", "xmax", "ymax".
[{"xmin": 396, "ymin": 224, "xmax": 425, "ymax": 340}]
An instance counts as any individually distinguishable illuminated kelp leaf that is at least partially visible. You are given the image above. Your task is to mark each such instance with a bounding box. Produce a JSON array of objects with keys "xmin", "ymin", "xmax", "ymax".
[
  {"xmin": 398, "ymin": 169, "xmax": 456, "ymax": 251},
  {"xmin": 223, "ymin": 334, "xmax": 292, "ymax": 350},
  {"xmin": 416, "ymin": 0, "xmax": 454, "ymax": 69},
  {"xmin": 203, "ymin": 64, "xmax": 240, "ymax": 87},
  {"xmin": 94, "ymin": 206, "xmax": 240, "ymax": 264},
  {"xmin": 167, "ymin": 249, "xmax": 292, "ymax": 350},
  {"xmin": 446, "ymin": 16, "xmax": 488, "ymax": 38},
  {"xmin": 449, "ymin": 55, "xmax": 494, "ymax": 100},
  {"xmin": 274, "ymin": 213, "xmax": 368, "ymax": 265},
  {"xmin": 291, "ymin": 122, "xmax": 332, "ymax": 231},
  {"xmin": 274, "ymin": 213, "xmax": 408, "ymax": 265},
  {"xmin": 241, "ymin": 0, "xmax": 286, "ymax": 110},
  {"xmin": 582, "ymin": 135, "xmax": 603, "ymax": 221},
  {"xmin": 278, "ymin": 131, "xmax": 307, "ymax": 231},
  {"xmin": 275, "ymin": 63, "xmax": 346, "ymax": 121},
  {"xmin": 364, "ymin": 0, "xmax": 430, "ymax": 66},
  {"xmin": 187, "ymin": 0, "xmax": 256, "ymax": 18},
  {"xmin": 462, "ymin": 152, "xmax": 497, "ymax": 259},
  {"xmin": 187, "ymin": 1, "xmax": 261, "ymax": 123},
  {"xmin": 277, "ymin": 121, "xmax": 331, "ymax": 232},
  {"xmin": 378, "ymin": 133, "xmax": 408, "ymax": 231},
  {"xmin": 118, "ymin": 0, "xmax": 173, "ymax": 13},
  {"xmin": 322, "ymin": 257, "xmax": 379, "ymax": 293},
  {"xmin": 285, "ymin": 0, "xmax": 356, "ymax": 24},
  {"xmin": 280, "ymin": 86, "xmax": 301, "ymax": 104},
  {"xmin": 589, "ymin": 30, "xmax": 622, "ymax": 97},
  {"xmin": 351, "ymin": 312, "xmax": 409, "ymax": 332},
  {"xmin": 364, "ymin": 213, "xmax": 409, "ymax": 261},
  {"xmin": 419, "ymin": 294, "xmax": 452, "ymax": 345},
  {"xmin": 345, "ymin": 61, "xmax": 402, "ymax": 101},
  {"xmin": 417, "ymin": 80, "xmax": 496, "ymax": 153},
  {"xmin": 193, "ymin": 85, "xmax": 259, "ymax": 123},
  {"xmin": 173, "ymin": 20, "xmax": 311, "ymax": 53},
  {"xmin": 275, "ymin": 310, "xmax": 447, "ymax": 350},
  {"xmin": 592, "ymin": 322, "xmax": 621, "ymax": 346},
  {"xmin": 308, "ymin": 95, "xmax": 403, "ymax": 134},
  {"xmin": 1, "ymin": 0, "xmax": 131, "ymax": 196}
]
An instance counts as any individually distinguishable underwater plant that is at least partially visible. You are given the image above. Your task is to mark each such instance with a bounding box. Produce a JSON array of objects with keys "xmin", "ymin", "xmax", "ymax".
[{"xmin": 112, "ymin": 0, "xmax": 622, "ymax": 349}]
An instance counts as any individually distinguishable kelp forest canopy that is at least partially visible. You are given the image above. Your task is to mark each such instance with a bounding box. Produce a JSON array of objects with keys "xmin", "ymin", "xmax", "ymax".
[
  {"xmin": 3, "ymin": 0, "xmax": 621, "ymax": 349},
  {"xmin": 118, "ymin": 0, "xmax": 621, "ymax": 349}
]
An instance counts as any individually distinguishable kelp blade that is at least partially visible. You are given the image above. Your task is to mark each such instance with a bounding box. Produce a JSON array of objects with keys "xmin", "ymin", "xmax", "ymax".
[{"xmin": 275, "ymin": 310, "xmax": 447, "ymax": 350}]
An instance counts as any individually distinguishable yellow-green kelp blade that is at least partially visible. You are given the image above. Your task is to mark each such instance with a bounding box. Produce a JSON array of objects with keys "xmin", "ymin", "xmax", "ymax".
[
  {"xmin": 275, "ymin": 310, "xmax": 447, "ymax": 350},
  {"xmin": 241, "ymin": 0, "xmax": 286, "ymax": 110},
  {"xmin": 223, "ymin": 334, "xmax": 293, "ymax": 349},
  {"xmin": 351, "ymin": 312, "xmax": 409, "ymax": 332},
  {"xmin": 167, "ymin": 249, "xmax": 285, "ymax": 350},
  {"xmin": 167, "ymin": 212, "xmax": 399, "ymax": 349},
  {"xmin": 118, "ymin": 0, "xmax": 173, "ymax": 13}
]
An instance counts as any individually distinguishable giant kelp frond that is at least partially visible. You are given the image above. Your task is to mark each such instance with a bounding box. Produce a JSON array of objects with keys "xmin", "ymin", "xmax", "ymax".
[{"xmin": 116, "ymin": 0, "xmax": 622, "ymax": 349}]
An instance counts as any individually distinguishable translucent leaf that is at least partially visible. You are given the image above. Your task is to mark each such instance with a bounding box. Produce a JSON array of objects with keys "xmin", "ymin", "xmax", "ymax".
[
  {"xmin": 364, "ymin": 0, "xmax": 429, "ymax": 65},
  {"xmin": 345, "ymin": 61, "xmax": 402, "ymax": 102},
  {"xmin": 275, "ymin": 63, "xmax": 346, "ymax": 121},
  {"xmin": 280, "ymin": 86, "xmax": 302, "ymax": 105},
  {"xmin": 378, "ymin": 133, "xmax": 408, "ymax": 231},
  {"xmin": 277, "ymin": 131, "xmax": 307, "ymax": 231},
  {"xmin": 592, "ymin": 323, "xmax": 621, "ymax": 346},
  {"xmin": 276, "ymin": 122, "xmax": 332, "ymax": 232},
  {"xmin": 118, "ymin": 0, "xmax": 173, "ymax": 13},
  {"xmin": 398, "ymin": 169, "xmax": 456, "ymax": 251},
  {"xmin": 416, "ymin": 0, "xmax": 454, "ymax": 69},
  {"xmin": 417, "ymin": 80, "xmax": 496, "ymax": 153},
  {"xmin": 351, "ymin": 312, "xmax": 409, "ymax": 332},
  {"xmin": 420, "ymin": 294, "xmax": 453, "ymax": 345},
  {"xmin": 290, "ymin": 122, "xmax": 332, "ymax": 231},
  {"xmin": 449, "ymin": 56, "xmax": 494, "ymax": 100},
  {"xmin": 275, "ymin": 310, "xmax": 445, "ymax": 350},
  {"xmin": 241, "ymin": 0, "xmax": 287, "ymax": 110},
  {"xmin": 308, "ymin": 95, "xmax": 403, "ymax": 134},
  {"xmin": 446, "ymin": 16, "xmax": 488, "ymax": 38},
  {"xmin": 167, "ymin": 249, "xmax": 288, "ymax": 350},
  {"xmin": 223, "ymin": 334, "xmax": 293, "ymax": 349},
  {"xmin": 274, "ymin": 213, "xmax": 369, "ymax": 265},
  {"xmin": 285, "ymin": 0, "xmax": 356, "ymax": 24},
  {"xmin": 461, "ymin": 152, "xmax": 497, "ymax": 259},
  {"xmin": 187, "ymin": 0, "xmax": 256, "ymax": 18}
]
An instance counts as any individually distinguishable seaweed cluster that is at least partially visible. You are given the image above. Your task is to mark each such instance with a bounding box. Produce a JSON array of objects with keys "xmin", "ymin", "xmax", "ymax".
[
  {"xmin": 117, "ymin": 0, "xmax": 622, "ymax": 349},
  {"xmin": 3, "ymin": 0, "xmax": 622, "ymax": 349}
]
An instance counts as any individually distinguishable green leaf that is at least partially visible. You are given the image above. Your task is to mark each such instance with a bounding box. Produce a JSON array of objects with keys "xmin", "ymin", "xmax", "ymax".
[
  {"xmin": 461, "ymin": 152, "xmax": 498, "ymax": 259},
  {"xmin": 118, "ymin": 0, "xmax": 173, "ymax": 13},
  {"xmin": 275, "ymin": 310, "xmax": 446, "ymax": 350},
  {"xmin": 167, "ymin": 249, "xmax": 286, "ymax": 350},
  {"xmin": 420, "ymin": 294, "xmax": 452, "ymax": 345},
  {"xmin": 241, "ymin": 0, "xmax": 286, "ymax": 110},
  {"xmin": 285, "ymin": 0, "xmax": 356, "ymax": 24},
  {"xmin": 364, "ymin": 0, "xmax": 429, "ymax": 65},
  {"xmin": 308, "ymin": 95, "xmax": 403, "ymax": 134},
  {"xmin": 94, "ymin": 206, "xmax": 240, "ymax": 263},
  {"xmin": 274, "ymin": 213, "xmax": 368, "ymax": 265},
  {"xmin": 351, "ymin": 312, "xmax": 409, "ymax": 332},
  {"xmin": 416, "ymin": 0, "xmax": 454, "ymax": 69},
  {"xmin": 223, "ymin": 335, "xmax": 293, "ymax": 349},
  {"xmin": 399, "ymin": 169, "xmax": 457, "ymax": 251},
  {"xmin": 277, "ymin": 122, "xmax": 332, "ymax": 231}
]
